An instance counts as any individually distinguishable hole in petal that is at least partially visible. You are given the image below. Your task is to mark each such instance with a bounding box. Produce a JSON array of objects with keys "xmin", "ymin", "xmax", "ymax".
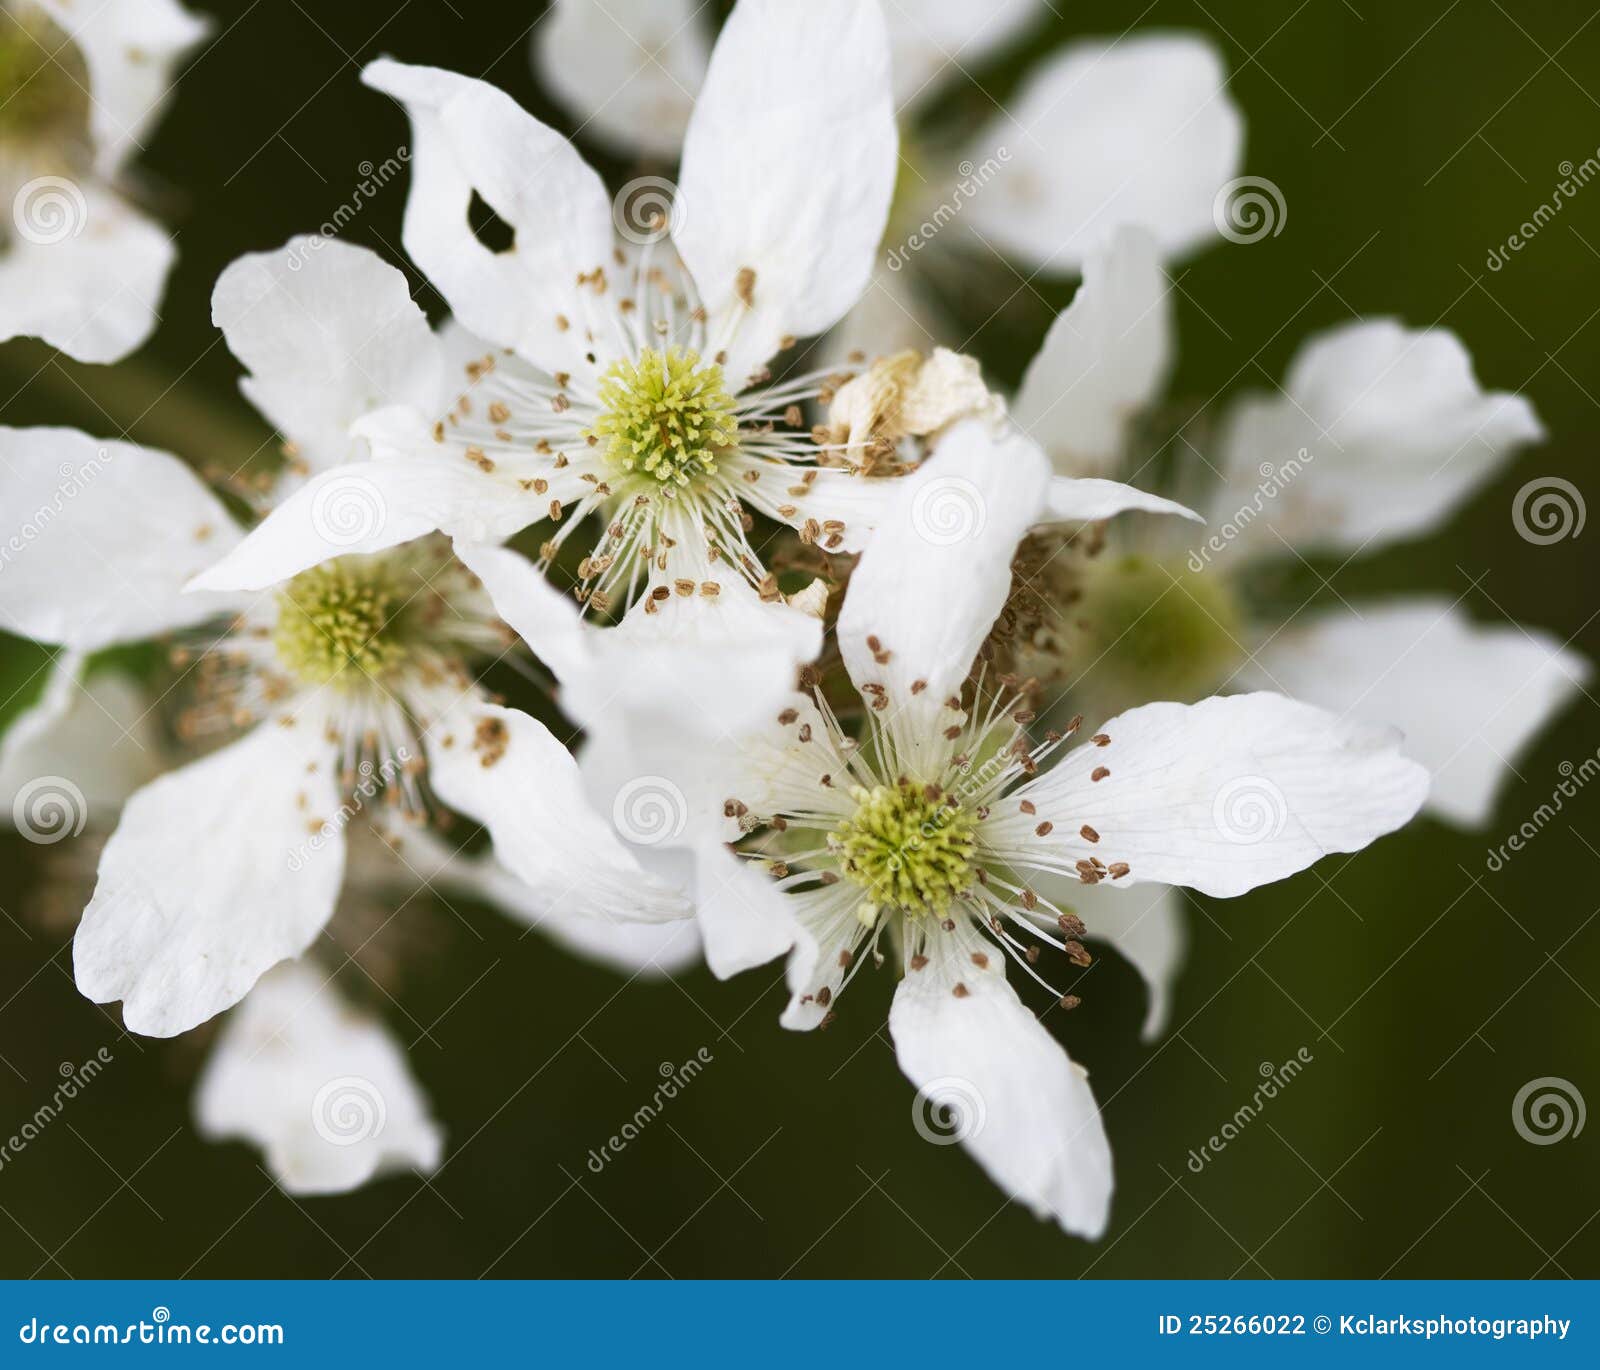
[{"xmin": 468, "ymin": 191, "xmax": 515, "ymax": 254}]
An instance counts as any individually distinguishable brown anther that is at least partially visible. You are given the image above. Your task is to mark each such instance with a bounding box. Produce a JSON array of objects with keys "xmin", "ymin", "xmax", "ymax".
[
  {"xmin": 1064, "ymin": 940, "xmax": 1092, "ymax": 967},
  {"xmin": 1091, "ymin": 766, "xmax": 1110, "ymax": 782},
  {"xmin": 1035, "ymin": 821, "xmax": 1053, "ymax": 837},
  {"xmin": 1080, "ymin": 824, "xmax": 1100, "ymax": 843}
]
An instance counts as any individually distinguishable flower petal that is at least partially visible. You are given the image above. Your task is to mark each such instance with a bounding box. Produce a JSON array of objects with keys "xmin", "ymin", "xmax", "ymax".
[
  {"xmin": 890, "ymin": 925, "xmax": 1113, "ymax": 1237},
  {"xmin": 38, "ymin": 0, "xmax": 209, "ymax": 176},
  {"xmin": 886, "ymin": 0, "xmax": 1046, "ymax": 111},
  {"xmin": 1240, "ymin": 601, "xmax": 1589, "ymax": 828},
  {"xmin": 534, "ymin": 0, "xmax": 710, "ymax": 159},
  {"xmin": 186, "ymin": 448, "xmax": 534, "ymax": 594},
  {"xmin": 837, "ymin": 417, "xmax": 1049, "ymax": 743},
  {"xmin": 961, "ymin": 33, "xmax": 1242, "ymax": 271},
  {"xmin": 396, "ymin": 786, "xmax": 704, "ymax": 978},
  {"xmin": 195, "ymin": 962, "xmax": 444, "ymax": 1195},
  {"xmin": 1044, "ymin": 476, "xmax": 1200, "ymax": 525},
  {"xmin": 74, "ymin": 712, "xmax": 345, "ymax": 1038},
  {"xmin": 0, "ymin": 186, "xmax": 174, "ymax": 363},
  {"xmin": 361, "ymin": 59, "xmax": 616, "ymax": 374},
  {"xmin": 455, "ymin": 541, "xmax": 820, "ymax": 745},
  {"xmin": 818, "ymin": 261, "xmax": 944, "ymax": 369},
  {"xmin": 213, "ymin": 238, "xmax": 443, "ymax": 474},
  {"xmin": 0, "ymin": 655, "xmax": 161, "ymax": 822},
  {"xmin": 0, "ymin": 426, "xmax": 242, "ymax": 649},
  {"xmin": 1050, "ymin": 876, "xmax": 1186, "ymax": 1041},
  {"xmin": 1214, "ymin": 320, "xmax": 1544, "ymax": 558},
  {"xmin": 422, "ymin": 697, "xmax": 689, "ymax": 924},
  {"xmin": 675, "ymin": 0, "xmax": 897, "ymax": 385},
  {"xmin": 690, "ymin": 837, "xmax": 806, "ymax": 980},
  {"xmin": 1006, "ymin": 692, "xmax": 1430, "ymax": 898},
  {"xmin": 1012, "ymin": 226, "xmax": 1173, "ymax": 476}
]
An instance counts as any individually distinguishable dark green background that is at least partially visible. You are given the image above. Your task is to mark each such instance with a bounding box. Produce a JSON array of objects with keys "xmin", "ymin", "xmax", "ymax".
[{"xmin": 2, "ymin": 0, "xmax": 1596, "ymax": 1278}]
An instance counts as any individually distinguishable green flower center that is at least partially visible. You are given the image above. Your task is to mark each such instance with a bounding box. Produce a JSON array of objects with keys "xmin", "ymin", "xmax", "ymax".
[
  {"xmin": 0, "ymin": 9, "xmax": 89, "ymax": 152},
  {"xmin": 833, "ymin": 780, "xmax": 978, "ymax": 920},
  {"xmin": 587, "ymin": 345, "xmax": 737, "ymax": 488},
  {"xmin": 1070, "ymin": 554, "xmax": 1245, "ymax": 709},
  {"xmin": 273, "ymin": 556, "xmax": 422, "ymax": 690}
]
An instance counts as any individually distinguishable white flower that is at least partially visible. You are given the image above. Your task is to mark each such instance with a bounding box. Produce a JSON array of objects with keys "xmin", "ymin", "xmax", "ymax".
[
  {"xmin": 608, "ymin": 420, "xmax": 1427, "ymax": 1235},
  {"xmin": 0, "ymin": 0, "xmax": 208, "ymax": 361},
  {"xmin": 1009, "ymin": 244, "xmax": 1587, "ymax": 830},
  {"xmin": 420, "ymin": 409, "xmax": 1196, "ymax": 975},
  {"xmin": 994, "ymin": 237, "xmax": 1586, "ymax": 1031},
  {"xmin": 190, "ymin": 0, "xmax": 906, "ymax": 648},
  {"xmin": 534, "ymin": 2, "xmax": 1243, "ymax": 357},
  {"xmin": 196, "ymin": 962, "xmax": 444, "ymax": 1196},
  {"xmin": 0, "ymin": 276, "xmax": 690, "ymax": 1037}
]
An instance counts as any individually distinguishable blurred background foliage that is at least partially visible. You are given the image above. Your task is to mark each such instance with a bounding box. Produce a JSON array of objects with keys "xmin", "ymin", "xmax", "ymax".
[{"xmin": 1, "ymin": 0, "xmax": 1597, "ymax": 1277}]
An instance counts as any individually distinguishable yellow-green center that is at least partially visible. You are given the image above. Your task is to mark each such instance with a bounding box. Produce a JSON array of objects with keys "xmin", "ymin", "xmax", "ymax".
[
  {"xmin": 0, "ymin": 8, "xmax": 89, "ymax": 152},
  {"xmin": 272, "ymin": 556, "xmax": 422, "ymax": 690},
  {"xmin": 587, "ymin": 345, "xmax": 737, "ymax": 488},
  {"xmin": 1070, "ymin": 554, "xmax": 1244, "ymax": 709},
  {"xmin": 834, "ymin": 780, "xmax": 978, "ymax": 920}
]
